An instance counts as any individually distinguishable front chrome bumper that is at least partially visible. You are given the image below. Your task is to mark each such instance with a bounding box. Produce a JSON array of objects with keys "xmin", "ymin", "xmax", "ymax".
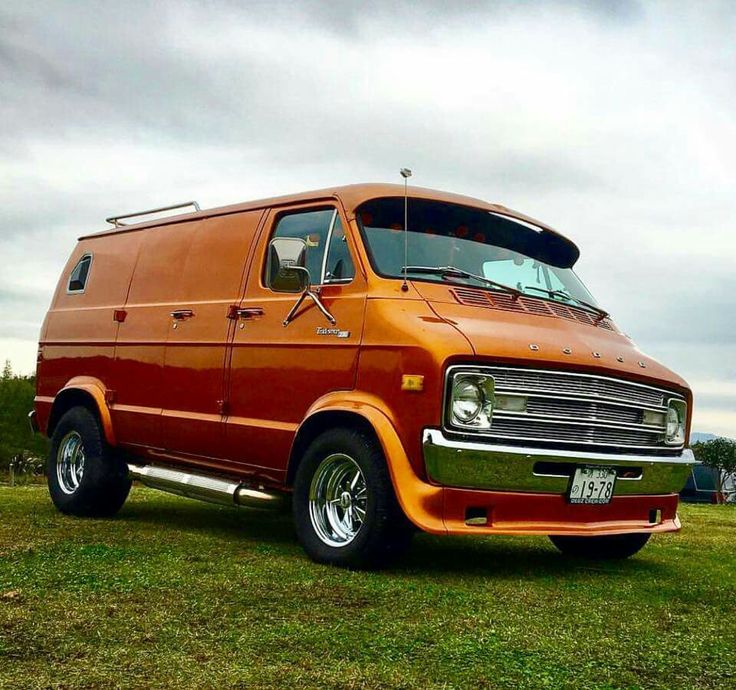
[
  {"xmin": 423, "ymin": 428, "xmax": 695, "ymax": 496},
  {"xmin": 28, "ymin": 410, "xmax": 39, "ymax": 434}
]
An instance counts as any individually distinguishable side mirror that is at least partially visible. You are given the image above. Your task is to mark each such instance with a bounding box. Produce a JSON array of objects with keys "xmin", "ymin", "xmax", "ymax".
[{"xmin": 267, "ymin": 237, "xmax": 310, "ymax": 293}]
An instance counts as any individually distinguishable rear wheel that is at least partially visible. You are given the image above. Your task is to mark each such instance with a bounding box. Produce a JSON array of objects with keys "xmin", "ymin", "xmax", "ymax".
[
  {"xmin": 47, "ymin": 406, "xmax": 131, "ymax": 517},
  {"xmin": 549, "ymin": 532, "xmax": 651, "ymax": 560},
  {"xmin": 293, "ymin": 427, "xmax": 412, "ymax": 569}
]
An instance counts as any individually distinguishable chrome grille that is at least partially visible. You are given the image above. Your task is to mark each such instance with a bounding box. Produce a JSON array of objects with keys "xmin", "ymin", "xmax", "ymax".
[
  {"xmin": 525, "ymin": 397, "xmax": 642, "ymax": 425},
  {"xmin": 489, "ymin": 418, "xmax": 662, "ymax": 447},
  {"xmin": 446, "ymin": 365, "xmax": 685, "ymax": 452},
  {"xmin": 490, "ymin": 368, "xmax": 666, "ymax": 408}
]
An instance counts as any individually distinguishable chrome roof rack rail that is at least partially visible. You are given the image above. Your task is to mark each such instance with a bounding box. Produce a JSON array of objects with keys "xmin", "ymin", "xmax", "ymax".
[{"xmin": 106, "ymin": 201, "xmax": 201, "ymax": 227}]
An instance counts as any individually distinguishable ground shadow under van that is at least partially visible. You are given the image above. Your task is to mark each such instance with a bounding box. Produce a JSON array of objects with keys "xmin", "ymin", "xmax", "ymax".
[{"xmin": 117, "ymin": 493, "xmax": 666, "ymax": 580}]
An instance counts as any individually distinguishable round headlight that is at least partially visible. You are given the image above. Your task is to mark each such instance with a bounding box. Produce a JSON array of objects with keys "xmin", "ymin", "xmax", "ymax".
[
  {"xmin": 666, "ymin": 407, "xmax": 679, "ymax": 438},
  {"xmin": 452, "ymin": 378, "xmax": 483, "ymax": 423}
]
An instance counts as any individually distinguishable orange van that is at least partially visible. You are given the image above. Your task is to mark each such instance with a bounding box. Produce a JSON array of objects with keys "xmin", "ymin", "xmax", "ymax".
[{"xmin": 31, "ymin": 183, "xmax": 695, "ymax": 568}]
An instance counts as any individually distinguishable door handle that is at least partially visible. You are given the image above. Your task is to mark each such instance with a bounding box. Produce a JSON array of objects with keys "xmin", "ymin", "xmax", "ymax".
[
  {"xmin": 239, "ymin": 307, "xmax": 264, "ymax": 320},
  {"xmin": 227, "ymin": 306, "xmax": 264, "ymax": 320},
  {"xmin": 170, "ymin": 309, "xmax": 195, "ymax": 320}
]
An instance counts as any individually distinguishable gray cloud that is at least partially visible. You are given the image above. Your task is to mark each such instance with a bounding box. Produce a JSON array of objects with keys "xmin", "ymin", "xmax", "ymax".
[{"xmin": 1, "ymin": 0, "xmax": 734, "ymax": 434}]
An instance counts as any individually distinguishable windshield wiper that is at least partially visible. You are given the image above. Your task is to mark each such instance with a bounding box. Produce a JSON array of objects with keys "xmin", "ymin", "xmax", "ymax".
[
  {"xmin": 523, "ymin": 286, "xmax": 609, "ymax": 321},
  {"xmin": 402, "ymin": 265, "xmax": 522, "ymax": 300}
]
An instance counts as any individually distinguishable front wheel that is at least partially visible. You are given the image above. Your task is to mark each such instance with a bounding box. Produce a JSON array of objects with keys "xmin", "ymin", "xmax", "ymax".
[
  {"xmin": 549, "ymin": 532, "xmax": 651, "ymax": 560},
  {"xmin": 292, "ymin": 427, "xmax": 413, "ymax": 569},
  {"xmin": 47, "ymin": 406, "xmax": 131, "ymax": 517}
]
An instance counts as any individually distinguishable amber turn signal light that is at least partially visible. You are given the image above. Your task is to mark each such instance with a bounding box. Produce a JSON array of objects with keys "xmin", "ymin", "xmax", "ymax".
[{"xmin": 401, "ymin": 375, "xmax": 424, "ymax": 392}]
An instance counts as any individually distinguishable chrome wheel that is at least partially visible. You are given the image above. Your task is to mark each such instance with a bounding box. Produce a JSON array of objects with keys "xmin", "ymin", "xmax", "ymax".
[
  {"xmin": 56, "ymin": 431, "xmax": 85, "ymax": 495},
  {"xmin": 308, "ymin": 453, "xmax": 368, "ymax": 547}
]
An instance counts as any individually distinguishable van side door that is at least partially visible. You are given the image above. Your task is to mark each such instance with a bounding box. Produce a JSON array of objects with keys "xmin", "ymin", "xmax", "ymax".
[
  {"xmin": 223, "ymin": 203, "xmax": 366, "ymax": 483},
  {"xmin": 159, "ymin": 210, "xmax": 265, "ymax": 467},
  {"xmin": 112, "ymin": 221, "xmax": 199, "ymax": 450}
]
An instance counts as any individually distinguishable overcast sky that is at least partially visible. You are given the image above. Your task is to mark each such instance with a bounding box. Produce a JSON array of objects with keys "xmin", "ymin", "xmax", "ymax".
[{"xmin": 1, "ymin": 1, "xmax": 734, "ymax": 436}]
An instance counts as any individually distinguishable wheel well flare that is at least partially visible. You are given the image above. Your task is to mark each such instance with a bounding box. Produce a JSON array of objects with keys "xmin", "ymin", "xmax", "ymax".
[
  {"xmin": 48, "ymin": 386, "xmax": 115, "ymax": 445},
  {"xmin": 287, "ymin": 411, "xmax": 376, "ymax": 486}
]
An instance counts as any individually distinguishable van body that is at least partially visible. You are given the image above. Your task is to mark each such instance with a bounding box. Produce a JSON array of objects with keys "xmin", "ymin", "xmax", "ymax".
[{"xmin": 33, "ymin": 184, "xmax": 695, "ymax": 567}]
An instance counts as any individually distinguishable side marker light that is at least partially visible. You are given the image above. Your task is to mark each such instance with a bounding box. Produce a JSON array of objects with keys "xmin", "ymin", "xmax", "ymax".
[{"xmin": 401, "ymin": 375, "xmax": 425, "ymax": 392}]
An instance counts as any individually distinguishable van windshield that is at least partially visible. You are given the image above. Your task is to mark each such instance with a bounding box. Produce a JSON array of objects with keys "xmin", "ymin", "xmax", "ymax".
[{"xmin": 357, "ymin": 197, "xmax": 599, "ymax": 308}]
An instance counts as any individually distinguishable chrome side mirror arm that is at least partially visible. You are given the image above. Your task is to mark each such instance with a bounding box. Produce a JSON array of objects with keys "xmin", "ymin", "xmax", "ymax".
[
  {"xmin": 282, "ymin": 267, "xmax": 336, "ymax": 327},
  {"xmin": 282, "ymin": 289, "xmax": 336, "ymax": 327}
]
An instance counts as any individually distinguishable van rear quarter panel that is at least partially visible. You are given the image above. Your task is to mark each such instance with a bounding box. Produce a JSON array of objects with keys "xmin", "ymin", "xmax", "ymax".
[{"xmin": 37, "ymin": 232, "xmax": 143, "ymax": 430}]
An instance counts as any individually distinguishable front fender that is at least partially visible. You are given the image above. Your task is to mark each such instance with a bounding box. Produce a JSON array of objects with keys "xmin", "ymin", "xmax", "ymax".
[{"xmin": 303, "ymin": 392, "xmax": 445, "ymax": 534}]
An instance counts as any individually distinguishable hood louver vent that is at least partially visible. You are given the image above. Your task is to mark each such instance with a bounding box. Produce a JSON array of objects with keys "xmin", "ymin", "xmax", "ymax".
[{"xmin": 450, "ymin": 287, "xmax": 615, "ymax": 331}]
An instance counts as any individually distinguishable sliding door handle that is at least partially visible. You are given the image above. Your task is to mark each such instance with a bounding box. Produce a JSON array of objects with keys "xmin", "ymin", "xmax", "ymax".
[{"xmin": 170, "ymin": 309, "xmax": 195, "ymax": 320}]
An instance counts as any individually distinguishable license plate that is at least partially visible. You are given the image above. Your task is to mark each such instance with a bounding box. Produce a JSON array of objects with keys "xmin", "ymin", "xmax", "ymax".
[{"xmin": 568, "ymin": 466, "xmax": 617, "ymax": 504}]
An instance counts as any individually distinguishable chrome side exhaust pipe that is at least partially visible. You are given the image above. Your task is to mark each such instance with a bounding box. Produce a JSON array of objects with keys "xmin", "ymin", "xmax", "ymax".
[{"xmin": 127, "ymin": 463, "xmax": 286, "ymax": 511}]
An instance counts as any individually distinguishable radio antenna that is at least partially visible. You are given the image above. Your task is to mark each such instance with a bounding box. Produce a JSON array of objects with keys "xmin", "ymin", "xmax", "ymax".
[{"xmin": 399, "ymin": 167, "xmax": 412, "ymax": 292}]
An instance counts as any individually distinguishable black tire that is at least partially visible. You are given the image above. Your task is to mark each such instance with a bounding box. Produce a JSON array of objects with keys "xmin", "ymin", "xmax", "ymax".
[
  {"xmin": 47, "ymin": 406, "xmax": 131, "ymax": 517},
  {"xmin": 292, "ymin": 427, "xmax": 413, "ymax": 569},
  {"xmin": 549, "ymin": 532, "xmax": 651, "ymax": 560}
]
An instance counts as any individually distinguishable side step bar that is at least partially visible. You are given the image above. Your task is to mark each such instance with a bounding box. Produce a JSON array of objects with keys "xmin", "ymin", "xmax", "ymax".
[{"xmin": 127, "ymin": 463, "xmax": 286, "ymax": 510}]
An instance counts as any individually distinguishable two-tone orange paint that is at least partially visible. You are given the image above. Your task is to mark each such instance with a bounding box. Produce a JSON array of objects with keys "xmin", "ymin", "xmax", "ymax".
[{"xmin": 35, "ymin": 183, "xmax": 692, "ymax": 537}]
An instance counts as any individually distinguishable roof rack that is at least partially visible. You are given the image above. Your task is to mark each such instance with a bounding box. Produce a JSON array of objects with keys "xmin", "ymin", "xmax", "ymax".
[{"xmin": 106, "ymin": 201, "xmax": 201, "ymax": 227}]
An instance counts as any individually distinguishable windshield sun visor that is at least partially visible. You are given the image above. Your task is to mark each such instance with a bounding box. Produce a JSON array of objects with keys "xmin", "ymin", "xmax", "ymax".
[{"xmin": 357, "ymin": 197, "xmax": 579, "ymax": 270}]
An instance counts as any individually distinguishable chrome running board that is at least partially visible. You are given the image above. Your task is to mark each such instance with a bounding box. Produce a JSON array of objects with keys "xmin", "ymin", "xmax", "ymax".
[{"xmin": 127, "ymin": 463, "xmax": 286, "ymax": 510}]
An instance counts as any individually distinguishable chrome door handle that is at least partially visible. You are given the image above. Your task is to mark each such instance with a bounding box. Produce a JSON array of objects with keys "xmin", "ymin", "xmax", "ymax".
[
  {"xmin": 239, "ymin": 307, "xmax": 264, "ymax": 319},
  {"xmin": 170, "ymin": 309, "xmax": 194, "ymax": 320},
  {"xmin": 227, "ymin": 306, "xmax": 264, "ymax": 320}
]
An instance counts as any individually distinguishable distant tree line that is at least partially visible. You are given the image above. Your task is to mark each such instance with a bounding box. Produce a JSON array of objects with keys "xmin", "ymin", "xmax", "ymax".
[{"xmin": 0, "ymin": 360, "xmax": 49, "ymax": 473}]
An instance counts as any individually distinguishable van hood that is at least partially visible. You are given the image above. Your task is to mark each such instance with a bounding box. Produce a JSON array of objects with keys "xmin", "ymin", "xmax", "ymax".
[{"xmin": 411, "ymin": 282, "xmax": 689, "ymax": 393}]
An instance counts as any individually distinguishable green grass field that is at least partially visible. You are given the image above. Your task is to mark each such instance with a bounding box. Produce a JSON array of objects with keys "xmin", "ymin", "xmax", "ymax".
[{"xmin": 1, "ymin": 485, "xmax": 734, "ymax": 690}]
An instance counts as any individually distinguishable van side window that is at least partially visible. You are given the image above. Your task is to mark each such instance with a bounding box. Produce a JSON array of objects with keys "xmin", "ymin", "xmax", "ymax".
[
  {"xmin": 269, "ymin": 209, "xmax": 354, "ymax": 286},
  {"xmin": 68, "ymin": 254, "xmax": 92, "ymax": 293}
]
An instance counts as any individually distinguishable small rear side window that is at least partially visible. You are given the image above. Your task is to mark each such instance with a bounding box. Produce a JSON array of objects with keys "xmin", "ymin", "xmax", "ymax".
[{"xmin": 68, "ymin": 254, "xmax": 92, "ymax": 293}]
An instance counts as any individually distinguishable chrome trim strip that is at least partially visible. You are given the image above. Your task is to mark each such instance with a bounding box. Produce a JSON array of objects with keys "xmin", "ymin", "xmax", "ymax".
[
  {"xmin": 444, "ymin": 429, "xmax": 683, "ymax": 452},
  {"xmin": 463, "ymin": 436, "xmax": 680, "ymax": 452},
  {"xmin": 492, "ymin": 409, "xmax": 666, "ymax": 433},
  {"xmin": 319, "ymin": 209, "xmax": 338, "ymax": 284},
  {"xmin": 457, "ymin": 437, "xmax": 681, "ymax": 452},
  {"xmin": 28, "ymin": 410, "xmax": 39, "ymax": 434},
  {"xmin": 423, "ymin": 429, "xmax": 695, "ymax": 465},
  {"xmin": 492, "ymin": 388, "xmax": 670, "ymax": 412}
]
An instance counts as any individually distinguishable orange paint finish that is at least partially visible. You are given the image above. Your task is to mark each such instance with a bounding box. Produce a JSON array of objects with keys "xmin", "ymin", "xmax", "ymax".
[
  {"xmin": 441, "ymin": 489, "xmax": 680, "ymax": 536},
  {"xmin": 355, "ymin": 292, "xmax": 472, "ymax": 476},
  {"xmin": 36, "ymin": 183, "xmax": 694, "ymax": 539},
  {"xmin": 415, "ymin": 281, "xmax": 689, "ymax": 390}
]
